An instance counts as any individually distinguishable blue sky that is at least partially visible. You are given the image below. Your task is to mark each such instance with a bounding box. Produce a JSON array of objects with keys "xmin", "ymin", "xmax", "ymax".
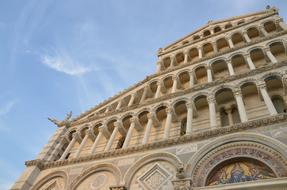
[{"xmin": 0, "ymin": 0, "xmax": 286, "ymax": 189}]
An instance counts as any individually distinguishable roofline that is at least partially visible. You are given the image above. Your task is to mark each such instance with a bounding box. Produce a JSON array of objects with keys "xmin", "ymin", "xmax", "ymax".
[{"xmin": 159, "ymin": 7, "xmax": 278, "ymax": 54}]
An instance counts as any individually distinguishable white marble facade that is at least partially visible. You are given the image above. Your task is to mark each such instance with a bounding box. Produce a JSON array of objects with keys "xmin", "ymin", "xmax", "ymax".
[{"xmin": 11, "ymin": 6, "xmax": 287, "ymax": 190}]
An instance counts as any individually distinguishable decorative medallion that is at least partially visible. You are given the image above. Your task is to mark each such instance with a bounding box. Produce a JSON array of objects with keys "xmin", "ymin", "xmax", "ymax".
[{"xmin": 90, "ymin": 174, "xmax": 107, "ymax": 190}]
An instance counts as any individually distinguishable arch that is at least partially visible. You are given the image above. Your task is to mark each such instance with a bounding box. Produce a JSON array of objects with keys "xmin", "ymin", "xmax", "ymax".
[
  {"xmin": 31, "ymin": 171, "xmax": 68, "ymax": 190},
  {"xmin": 191, "ymin": 92, "xmax": 209, "ymax": 102},
  {"xmin": 175, "ymin": 52, "xmax": 185, "ymax": 66},
  {"xmin": 213, "ymin": 26, "xmax": 222, "ymax": 33},
  {"xmin": 216, "ymin": 38, "xmax": 229, "ymax": 52},
  {"xmin": 246, "ymin": 26, "xmax": 260, "ymax": 40},
  {"xmin": 193, "ymin": 35, "xmax": 200, "ymax": 40},
  {"xmin": 124, "ymin": 152, "xmax": 183, "ymax": 187},
  {"xmin": 135, "ymin": 107, "xmax": 151, "ymax": 118},
  {"xmin": 189, "ymin": 47, "xmax": 199, "ymax": 61},
  {"xmin": 231, "ymin": 32, "xmax": 245, "ymax": 47},
  {"xmin": 202, "ymin": 43, "xmax": 214, "ymax": 56},
  {"xmin": 230, "ymin": 53, "xmax": 250, "ymax": 74},
  {"xmin": 186, "ymin": 132, "xmax": 287, "ymax": 186},
  {"xmin": 203, "ymin": 30, "xmax": 211, "ymax": 37},
  {"xmin": 163, "ymin": 57, "xmax": 171, "ymax": 69},
  {"xmin": 261, "ymin": 72, "xmax": 283, "ymax": 81},
  {"xmin": 171, "ymin": 97, "xmax": 189, "ymax": 108},
  {"xmin": 211, "ymin": 84, "xmax": 235, "ymax": 97},
  {"xmin": 120, "ymin": 112, "xmax": 134, "ymax": 122},
  {"xmin": 225, "ymin": 23, "xmax": 232, "ymax": 29},
  {"xmin": 70, "ymin": 163, "xmax": 122, "ymax": 189},
  {"xmin": 263, "ymin": 20, "xmax": 277, "ymax": 33},
  {"xmin": 210, "ymin": 58, "xmax": 229, "ymax": 80},
  {"xmin": 152, "ymin": 102, "xmax": 170, "ymax": 113},
  {"xmin": 249, "ymin": 47, "xmax": 268, "ymax": 68},
  {"xmin": 269, "ymin": 41, "xmax": 287, "ymax": 62},
  {"xmin": 194, "ymin": 64, "xmax": 208, "ymax": 84}
]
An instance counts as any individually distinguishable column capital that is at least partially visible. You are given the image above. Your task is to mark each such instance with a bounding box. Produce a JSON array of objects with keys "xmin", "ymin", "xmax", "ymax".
[
  {"xmin": 207, "ymin": 95, "xmax": 216, "ymax": 103},
  {"xmin": 73, "ymin": 132, "xmax": 82, "ymax": 143},
  {"xmin": 183, "ymin": 49, "xmax": 189, "ymax": 55},
  {"xmin": 263, "ymin": 47, "xmax": 271, "ymax": 52},
  {"xmin": 206, "ymin": 64, "xmax": 212, "ymax": 70},
  {"xmin": 258, "ymin": 81, "xmax": 267, "ymax": 89},
  {"xmin": 233, "ymin": 88, "xmax": 242, "ymax": 96},
  {"xmin": 85, "ymin": 128, "xmax": 95, "ymax": 139},
  {"xmin": 98, "ymin": 125, "xmax": 111, "ymax": 138},
  {"xmin": 166, "ymin": 107, "xmax": 173, "ymax": 114},
  {"xmin": 147, "ymin": 112, "xmax": 155, "ymax": 120},
  {"xmin": 172, "ymin": 178, "xmax": 193, "ymax": 190},
  {"xmin": 186, "ymin": 102, "xmax": 193, "ymax": 109},
  {"xmin": 243, "ymin": 53, "xmax": 251, "ymax": 58}
]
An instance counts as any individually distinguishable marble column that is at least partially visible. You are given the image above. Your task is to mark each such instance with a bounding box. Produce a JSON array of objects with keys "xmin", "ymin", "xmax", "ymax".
[
  {"xmin": 122, "ymin": 118, "xmax": 136, "ymax": 148},
  {"xmin": 207, "ymin": 65, "xmax": 213, "ymax": 82},
  {"xmin": 198, "ymin": 47, "xmax": 203, "ymax": 59},
  {"xmin": 212, "ymin": 41, "xmax": 218, "ymax": 53},
  {"xmin": 140, "ymin": 86, "xmax": 148, "ymax": 103},
  {"xmin": 172, "ymin": 76, "xmax": 178, "ymax": 93},
  {"xmin": 226, "ymin": 60, "xmax": 235, "ymax": 76},
  {"xmin": 128, "ymin": 93, "xmax": 135, "ymax": 107},
  {"xmin": 105, "ymin": 124, "xmax": 119, "ymax": 151},
  {"xmin": 245, "ymin": 54, "xmax": 256, "ymax": 70},
  {"xmin": 75, "ymin": 129, "xmax": 95, "ymax": 158},
  {"xmin": 227, "ymin": 37, "xmax": 234, "ymax": 48},
  {"xmin": 90, "ymin": 130, "xmax": 103, "ymax": 154},
  {"xmin": 156, "ymin": 59, "xmax": 162, "ymax": 72},
  {"xmin": 259, "ymin": 82, "xmax": 277, "ymax": 115},
  {"xmin": 233, "ymin": 88, "xmax": 248, "ymax": 122},
  {"xmin": 186, "ymin": 102, "xmax": 193, "ymax": 135},
  {"xmin": 189, "ymin": 71, "xmax": 195, "ymax": 88},
  {"xmin": 265, "ymin": 47, "xmax": 278, "ymax": 64},
  {"xmin": 163, "ymin": 107, "xmax": 173, "ymax": 139},
  {"xmin": 243, "ymin": 31, "xmax": 251, "ymax": 43},
  {"xmin": 155, "ymin": 81, "xmax": 161, "ymax": 98},
  {"xmin": 207, "ymin": 95, "xmax": 217, "ymax": 128},
  {"xmin": 142, "ymin": 113, "xmax": 154, "ymax": 144},
  {"xmin": 60, "ymin": 133, "xmax": 81, "ymax": 160},
  {"xmin": 184, "ymin": 50, "xmax": 189, "ymax": 64},
  {"xmin": 225, "ymin": 107, "xmax": 234, "ymax": 126},
  {"xmin": 48, "ymin": 137, "xmax": 68, "ymax": 161},
  {"xmin": 170, "ymin": 55, "xmax": 176, "ymax": 67},
  {"xmin": 116, "ymin": 100, "xmax": 122, "ymax": 110},
  {"xmin": 259, "ymin": 25, "xmax": 269, "ymax": 36}
]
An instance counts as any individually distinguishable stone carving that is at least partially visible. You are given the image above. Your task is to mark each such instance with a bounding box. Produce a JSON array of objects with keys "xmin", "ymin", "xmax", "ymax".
[
  {"xmin": 90, "ymin": 174, "xmax": 106, "ymax": 190},
  {"xmin": 109, "ymin": 186, "xmax": 126, "ymax": 190},
  {"xmin": 48, "ymin": 111, "xmax": 72, "ymax": 128},
  {"xmin": 172, "ymin": 178, "xmax": 192, "ymax": 190},
  {"xmin": 138, "ymin": 163, "xmax": 171, "ymax": 190}
]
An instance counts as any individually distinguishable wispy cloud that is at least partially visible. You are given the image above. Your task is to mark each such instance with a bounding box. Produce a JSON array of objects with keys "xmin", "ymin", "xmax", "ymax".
[
  {"xmin": 0, "ymin": 99, "xmax": 17, "ymax": 116},
  {"xmin": 41, "ymin": 52, "xmax": 92, "ymax": 76}
]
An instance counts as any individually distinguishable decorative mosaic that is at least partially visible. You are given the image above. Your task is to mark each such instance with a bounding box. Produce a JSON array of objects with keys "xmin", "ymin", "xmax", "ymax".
[{"xmin": 207, "ymin": 158, "xmax": 276, "ymax": 186}]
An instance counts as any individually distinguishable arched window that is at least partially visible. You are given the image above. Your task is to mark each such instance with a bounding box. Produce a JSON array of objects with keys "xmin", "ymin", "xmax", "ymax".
[{"xmin": 272, "ymin": 95, "xmax": 286, "ymax": 113}]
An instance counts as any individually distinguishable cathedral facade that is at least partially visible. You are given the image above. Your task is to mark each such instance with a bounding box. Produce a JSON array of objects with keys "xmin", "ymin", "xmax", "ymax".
[{"xmin": 12, "ymin": 6, "xmax": 287, "ymax": 190}]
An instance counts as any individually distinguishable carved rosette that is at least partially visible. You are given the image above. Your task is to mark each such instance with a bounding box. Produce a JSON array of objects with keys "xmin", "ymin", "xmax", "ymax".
[{"xmin": 172, "ymin": 178, "xmax": 192, "ymax": 190}]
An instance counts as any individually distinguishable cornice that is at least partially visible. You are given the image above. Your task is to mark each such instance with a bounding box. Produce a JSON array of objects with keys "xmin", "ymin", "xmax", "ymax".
[
  {"xmin": 72, "ymin": 60, "xmax": 287, "ymax": 126},
  {"xmin": 27, "ymin": 113, "xmax": 287, "ymax": 170},
  {"xmin": 71, "ymin": 30, "xmax": 287, "ymax": 125}
]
